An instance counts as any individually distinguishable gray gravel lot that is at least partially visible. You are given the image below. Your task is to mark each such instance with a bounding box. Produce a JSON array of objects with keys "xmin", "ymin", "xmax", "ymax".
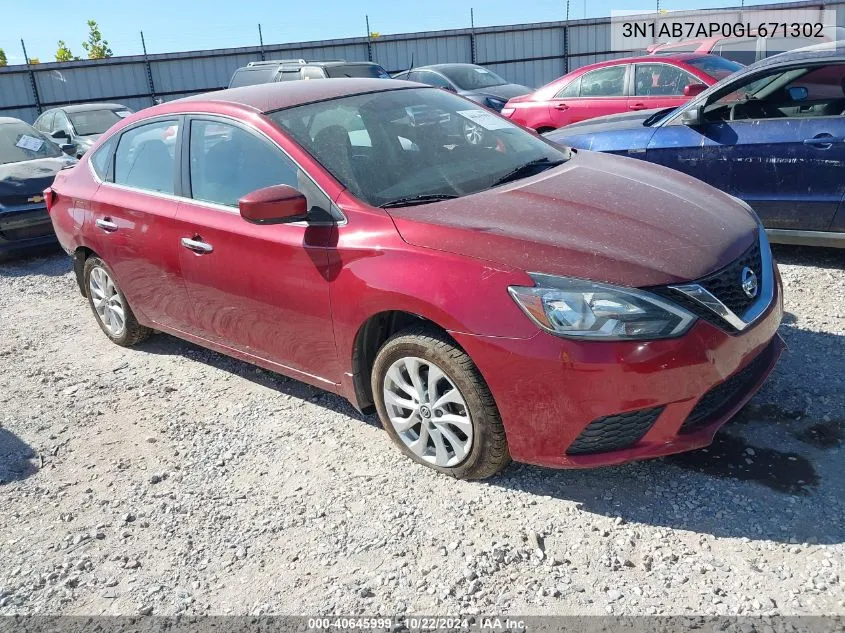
[{"xmin": 0, "ymin": 246, "xmax": 842, "ymax": 617}]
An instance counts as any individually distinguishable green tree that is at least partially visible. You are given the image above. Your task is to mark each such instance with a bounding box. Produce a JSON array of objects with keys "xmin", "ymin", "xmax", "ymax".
[
  {"xmin": 0, "ymin": 48, "xmax": 7, "ymax": 67},
  {"xmin": 29, "ymin": 57, "xmax": 41, "ymax": 65},
  {"xmin": 55, "ymin": 40, "xmax": 78, "ymax": 62},
  {"xmin": 81, "ymin": 20, "xmax": 113, "ymax": 59}
]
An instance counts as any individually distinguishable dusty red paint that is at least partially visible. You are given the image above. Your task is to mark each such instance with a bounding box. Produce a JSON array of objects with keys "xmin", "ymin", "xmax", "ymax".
[{"xmin": 46, "ymin": 81, "xmax": 783, "ymax": 469}]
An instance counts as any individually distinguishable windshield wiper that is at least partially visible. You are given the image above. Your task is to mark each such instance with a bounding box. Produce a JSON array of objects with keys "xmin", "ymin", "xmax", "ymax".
[
  {"xmin": 491, "ymin": 157, "xmax": 565, "ymax": 187},
  {"xmin": 379, "ymin": 194, "xmax": 459, "ymax": 208}
]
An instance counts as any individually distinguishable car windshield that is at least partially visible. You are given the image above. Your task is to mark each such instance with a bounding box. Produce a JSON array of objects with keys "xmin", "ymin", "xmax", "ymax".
[
  {"xmin": 440, "ymin": 66, "xmax": 508, "ymax": 90},
  {"xmin": 68, "ymin": 109, "xmax": 127, "ymax": 136},
  {"xmin": 685, "ymin": 56, "xmax": 744, "ymax": 79},
  {"xmin": 325, "ymin": 64, "xmax": 390, "ymax": 79},
  {"xmin": 0, "ymin": 121, "xmax": 64, "ymax": 165},
  {"xmin": 269, "ymin": 87, "xmax": 568, "ymax": 207}
]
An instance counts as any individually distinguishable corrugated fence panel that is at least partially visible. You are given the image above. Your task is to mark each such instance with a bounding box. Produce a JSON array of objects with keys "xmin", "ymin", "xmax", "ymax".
[
  {"xmin": 484, "ymin": 59, "xmax": 566, "ymax": 89},
  {"xmin": 0, "ymin": 71, "xmax": 33, "ymax": 109},
  {"xmin": 374, "ymin": 35, "xmax": 472, "ymax": 72},
  {"xmin": 118, "ymin": 96, "xmax": 156, "ymax": 113},
  {"xmin": 568, "ymin": 22, "xmax": 613, "ymax": 55},
  {"xmin": 152, "ymin": 54, "xmax": 251, "ymax": 93},
  {"xmin": 476, "ymin": 27, "xmax": 564, "ymax": 64},
  {"xmin": 272, "ymin": 43, "xmax": 370, "ymax": 62},
  {"xmin": 34, "ymin": 63, "xmax": 149, "ymax": 105},
  {"xmin": 3, "ymin": 106, "xmax": 39, "ymax": 123}
]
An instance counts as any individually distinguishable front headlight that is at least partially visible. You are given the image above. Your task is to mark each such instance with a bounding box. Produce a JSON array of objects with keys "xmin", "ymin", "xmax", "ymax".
[{"xmin": 508, "ymin": 273, "xmax": 696, "ymax": 340}]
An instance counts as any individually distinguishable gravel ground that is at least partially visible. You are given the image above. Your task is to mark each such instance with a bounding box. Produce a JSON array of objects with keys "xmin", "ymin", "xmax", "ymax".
[{"xmin": 0, "ymin": 246, "xmax": 842, "ymax": 617}]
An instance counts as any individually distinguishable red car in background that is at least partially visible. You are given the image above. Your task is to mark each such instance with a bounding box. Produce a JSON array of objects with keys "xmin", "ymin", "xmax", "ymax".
[{"xmin": 501, "ymin": 53, "xmax": 743, "ymax": 132}]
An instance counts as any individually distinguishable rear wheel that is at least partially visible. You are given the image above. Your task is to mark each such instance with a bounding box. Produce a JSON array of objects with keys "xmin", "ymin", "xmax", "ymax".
[
  {"xmin": 371, "ymin": 326, "xmax": 510, "ymax": 479},
  {"xmin": 84, "ymin": 256, "xmax": 151, "ymax": 347}
]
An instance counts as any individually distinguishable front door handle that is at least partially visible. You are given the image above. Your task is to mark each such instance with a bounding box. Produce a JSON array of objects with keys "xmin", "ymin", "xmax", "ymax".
[
  {"xmin": 803, "ymin": 135, "xmax": 845, "ymax": 147},
  {"xmin": 629, "ymin": 103, "xmax": 647, "ymax": 111},
  {"xmin": 181, "ymin": 237, "xmax": 213, "ymax": 254},
  {"xmin": 553, "ymin": 103, "xmax": 569, "ymax": 110},
  {"xmin": 95, "ymin": 218, "xmax": 118, "ymax": 232}
]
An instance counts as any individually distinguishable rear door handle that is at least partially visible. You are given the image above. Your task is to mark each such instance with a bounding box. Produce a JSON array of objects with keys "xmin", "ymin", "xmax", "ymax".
[
  {"xmin": 553, "ymin": 103, "xmax": 569, "ymax": 110},
  {"xmin": 181, "ymin": 237, "xmax": 213, "ymax": 254},
  {"xmin": 803, "ymin": 135, "xmax": 845, "ymax": 147},
  {"xmin": 629, "ymin": 103, "xmax": 647, "ymax": 111},
  {"xmin": 95, "ymin": 218, "xmax": 118, "ymax": 232}
]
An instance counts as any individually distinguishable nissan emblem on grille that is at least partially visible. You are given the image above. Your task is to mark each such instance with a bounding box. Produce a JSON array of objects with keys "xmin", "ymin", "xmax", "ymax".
[{"xmin": 741, "ymin": 266, "xmax": 758, "ymax": 299}]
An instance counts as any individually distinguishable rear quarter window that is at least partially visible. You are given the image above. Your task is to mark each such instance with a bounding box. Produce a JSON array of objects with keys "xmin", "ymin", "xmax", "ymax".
[{"xmin": 90, "ymin": 136, "xmax": 117, "ymax": 181}]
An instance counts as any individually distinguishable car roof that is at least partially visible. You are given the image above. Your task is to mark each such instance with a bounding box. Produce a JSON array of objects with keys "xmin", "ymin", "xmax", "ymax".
[
  {"xmin": 408, "ymin": 63, "xmax": 483, "ymax": 72},
  {"xmin": 178, "ymin": 78, "xmax": 419, "ymax": 113},
  {"xmin": 0, "ymin": 117, "xmax": 28, "ymax": 125},
  {"xmin": 43, "ymin": 103, "xmax": 128, "ymax": 114},
  {"xmin": 743, "ymin": 42, "xmax": 845, "ymax": 71}
]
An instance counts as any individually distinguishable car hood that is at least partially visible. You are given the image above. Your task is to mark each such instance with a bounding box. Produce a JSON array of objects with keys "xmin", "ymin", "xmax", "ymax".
[
  {"xmin": 0, "ymin": 156, "xmax": 74, "ymax": 207},
  {"xmin": 386, "ymin": 150, "xmax": 758, "ymax": 288},
  {"xmin": 462, "ymin": 83, "xmax": 533, "ymax": 101},
  {"xmin": 549, "ymin": 108, "xmax": 671, "ymax": 138}
]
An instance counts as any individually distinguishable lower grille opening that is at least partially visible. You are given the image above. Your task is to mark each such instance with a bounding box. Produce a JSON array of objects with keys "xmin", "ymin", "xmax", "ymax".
[
  {"xmin": 566, "ymin": 406, "xmax": 664, "ymax": 455},
  {"xmin": 681, "ymin": 345, "xmax": 773, "ymax": 433}
]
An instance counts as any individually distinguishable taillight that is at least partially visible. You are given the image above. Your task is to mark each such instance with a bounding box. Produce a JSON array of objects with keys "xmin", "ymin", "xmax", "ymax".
[
  {"xmin": 500, "ymin": 107, "xmax": 516, "ymax": 118},
  {"xmin": 44, "ymin": 187, "xmax": 56, "ymax": 213}
]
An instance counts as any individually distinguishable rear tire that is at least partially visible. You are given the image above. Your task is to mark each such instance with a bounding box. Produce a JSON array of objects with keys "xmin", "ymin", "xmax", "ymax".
[
  {"xmin": 83, "ymin": 256, "xmax": 151, "ymax": 347},
  {"xmin": 371, "ymin": 326, "xmax": 510, "ymax": 480}
]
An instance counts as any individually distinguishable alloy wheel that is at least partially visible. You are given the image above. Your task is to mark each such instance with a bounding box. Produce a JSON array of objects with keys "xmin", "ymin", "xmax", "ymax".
[
  {"xmin": 88, "ymin": 266, "xmax": 126, "ymax": 337},
  {"xmin": 382, "ymin": 356, "xmax": 473, "ymax": 467}
]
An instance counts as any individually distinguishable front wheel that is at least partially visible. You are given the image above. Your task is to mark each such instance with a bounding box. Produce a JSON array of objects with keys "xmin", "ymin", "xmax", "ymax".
[{"xmin": 371, "ymin": 326, "xmax": 510, "ymax": 479}]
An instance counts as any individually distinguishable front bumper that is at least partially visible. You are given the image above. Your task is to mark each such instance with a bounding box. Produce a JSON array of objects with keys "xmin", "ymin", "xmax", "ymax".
[
  {"xmin": 0, "ymin": 205, "xmax": 58, "ymax": 257},
  {"xmin": 451, "ymin": 276, "xmax": 784, "ymax": 468}
]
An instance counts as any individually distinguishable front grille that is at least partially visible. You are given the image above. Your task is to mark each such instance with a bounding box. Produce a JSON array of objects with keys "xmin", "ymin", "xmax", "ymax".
[
  {"xmin": 652, "ymin": 237, "xmax": 763, "ymax": 333},
  {"xmin": 699, "ymin": 239, "xmax": 762, "ymax": 316},
  {"xmin": 566, "ymin": 406, "xmax": 664, "ymax": 455},
  {"xmin": 680, "ymin": 345, "xmax": 773, "ymax": 433}
]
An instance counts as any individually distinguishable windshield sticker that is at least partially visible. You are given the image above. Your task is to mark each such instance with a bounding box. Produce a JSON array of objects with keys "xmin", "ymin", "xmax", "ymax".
[
  {"xmin": 457, "ymin": 109, "xmax": 510, "ymax": 130},
  {"xmin": 116, "ymin": 111, "xmax": 131, "ymax": 118},
  {"xmin": 16, "ymin": 135, "xmax": 44, "ymax": 152}
]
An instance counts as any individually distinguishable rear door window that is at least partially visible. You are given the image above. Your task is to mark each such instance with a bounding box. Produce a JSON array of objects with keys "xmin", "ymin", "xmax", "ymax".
[
  {"xmin": 579, "ymin": 66, "xmax": 628, "ymax": 97},
  {"xmin": 554, "ymin": 77, "xmax": 581, "ymax": 98},
  {"xmin": 114, "ymin": 120, "xmax": 179, "ymax": 194}
]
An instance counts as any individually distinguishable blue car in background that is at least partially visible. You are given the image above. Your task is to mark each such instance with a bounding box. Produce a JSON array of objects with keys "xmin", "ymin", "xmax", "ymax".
[{"xmin": 547, "ymin": 45, "xmax": 845, "ymax": 248}]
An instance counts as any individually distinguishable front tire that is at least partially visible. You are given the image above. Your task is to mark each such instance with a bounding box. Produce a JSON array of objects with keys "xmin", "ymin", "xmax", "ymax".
[
  {"xmin": 83, "ymin": 256, "xmax": 150, "ymax": 347},
  {"xmin": 371, "ymin": 326, "xmax": 510, "ymax": 479}
]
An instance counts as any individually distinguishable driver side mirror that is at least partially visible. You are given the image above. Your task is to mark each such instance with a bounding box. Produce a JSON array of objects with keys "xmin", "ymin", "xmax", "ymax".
[
  {"xmin": 441, "ymin": 85, "xmax": 457, "ymax": 93},
  {"xmin": 239, "ymin": 184, "xmax": 308, "ymax": 224},
  {"xmin": 681, "ymin": 105, "xmax": 704, "ymax": 126},
  {"xmin": 60, "ymin": 143, "xmax": 77, "ymax": 156},
  {"xmin": 51, "ymin": 129, "xmax": 69, "ymax": 140},
  {"xmin": 683, "ymin": 82, "xmax": 707, "ymax": 97}
]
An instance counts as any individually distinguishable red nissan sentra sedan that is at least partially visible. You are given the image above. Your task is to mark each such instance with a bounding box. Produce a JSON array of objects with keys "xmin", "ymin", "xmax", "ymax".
[
  {"xmin": 46, "ymin": 79, "xmax": 784, "ymax": 479},
  {"xmin": 501, "ymin": 54, "xmax": 742, "ymax": 131}
]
